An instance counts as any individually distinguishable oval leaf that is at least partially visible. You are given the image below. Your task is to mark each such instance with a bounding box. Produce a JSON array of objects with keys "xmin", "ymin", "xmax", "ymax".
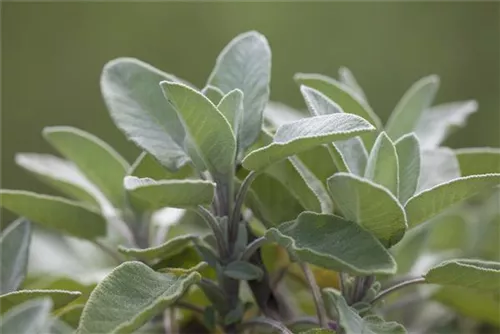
[
  {"xmin": 0, "ymin": 290, "xmax": 81, "ymax": 314},
  {"xmin": 202, "ymin": 85, "xmax": 224, "ymax": 104},
  {"xmin": 207, "ymin": 31, "xmax": 271, "ymax": 153},
  {"xmin": 77, "ymin": 261, "xmax": 200, "ymax": 334},
  {"xmin": 129, "ymin": 152, "xmax": 192, "ymax": 180},
  {"xmin": 338, "ymin": 67, "xmax": 367, "ymax": 102},
  {"xmin": 417, "ymin": 148, "xmax": 461, "ymax": 193},
  {"xmin": 365, "ymin": 132, "xmax": 399, "ymax": 196},
  {"xmin": 0, "ymin": 219, "xmax": 31, "ymax": 294},
  {"xmin": 118, "ymin": 234, "xmax": 196, "ymax": 262},
  {"xmin": 394, "ymin": 134, "xmax": 421, "ymax": 203},
  {"xmin": 405, "ymin": 174, "xmax": 500, "ymax": 228},
  {"xmin": 242, "ymin": 114, "xmax": 375, "ymax": 171},
  {"xmin": 265, "ymin": 212, "xmax": 396, "ymax": 275},
  {"xmin": 224, "ymin": 261, "xmax": 264, "ymax": 281},
  {"xmin": 0, "ymin": 190, "xmax": 107, "ymax": 240},
  {"xmin": 455, "ymin": 147, "xmax": 500, "ymax": 176},
  {"xmin": 0, "ymin": 298, "xmax": 52, "ymax": 334},
  {"xmin": 217, "ymin": 89, "xmax": 244, "ymax": 146},
  {"xmin": 327, "ymin": 173, "xmax": 407, "ymax": 247}
]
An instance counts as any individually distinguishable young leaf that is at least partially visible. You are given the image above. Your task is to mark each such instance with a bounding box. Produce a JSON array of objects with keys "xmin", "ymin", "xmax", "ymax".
[
  {"xmin": 0, "ymin": 219, "xmax": 31, "ymax": 294},
  {"xmin": 0, "ymin": 190, "xmax": 106, "ymax": 240},
  {"xmin": 415, "ymin": 100, "xmax": 478, "ymax": 149},
  {"xmin": 242, "ymin": 114, "xmax": 375, "ymax": 171},
  {"xmin": 364, "ymin": 132, "xmax": 399, "ymax": 196},
  {"xmin": 327, "ymin": 173, "xmax": 407, "ymax": 247},
  {"xmin": 128, "ymin": 152, "xmax": 192, "ymax": 180},
  {"xmin": 217, "ymin": 89, "xmax": 244, "ymax": 151},
  {"xmin": 15, "ymin": 153, "xmax": 102, "ymax": 208},
  {"xmin": 405, "ymin": 174, "xmax": 500, "ymax": 228},
  {"xmin": 338, "ymin": 67, "xmax": 367, "ymax": 102},
  {"xmin": 77, "ymin": 261, "xmax": 200, "ymax": 334},
  {"xmin": 394, "ymin": 134, "xmax": 421, "ymax": 203},
  {"xmin": 385, "ymin": 75, "xmax": 440, "ymax": 140},
  {"xmin": 202, "ymin": 85, "xmax": 224, "ymax": 104},
  {"xmin": 101, "ymin": 58, "xmax": 190, "ymax": 171},
  {"xmin": 207, "ymin": 31, "xmax": 271, "ymax": 153},
  {"xmin": 323, "ymin": 289, "xmax": 406, "ymax": 334},
  {"xmin": 124, "ymin": 176, "xmax": 215, "ymax": 210},
  {"xmin": 43, "ymin": 127, "xmax": 129, "ymax": 208},
  {"xmin": 424, "ymin": 259, "xmax": 500, "ymax": 292},
  {"xmin": 455, "ymin": 147, "xmax": 500, "ymax": 176},
  {"xmin": 160, "ymin": 81, "xmax": 236, "ymax": 179},
  {"xmin": 224, "ymin": 261, "xmax": 264, "ymax": 281},
  {"xmin": 118, "ymin": 234, "xmax": 196, "ymax": 262},
  {"xmin": 265, "ymin": 212, "xmax": 397, "ymax": 275},
  {"xmin": 0, "ymin": 290, "xmax": 81, "ymax": 314},
  {"xmin": 0, "ymin": 298, "xmax": 53, "ymax": 334},
  {"xmin": 417, "ymin": 148, "xmax": 460, "ymax": 193}
]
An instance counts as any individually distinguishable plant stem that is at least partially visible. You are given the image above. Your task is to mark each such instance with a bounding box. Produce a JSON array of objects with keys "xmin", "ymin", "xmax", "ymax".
[
  {"xmin": 299, "ymin": 262, "xmax": 328, "ymax": 328},
  {"xmin": 241, "ymin": 236, "xmax": 267, "ymax": 261},
  {"xmin": 196, "ymin": 205, "xmax": 227, "ymax": 257},
  {"xmin": 239, "ymin": 317, "xmax": 293, "ymax": 334},
  {"xmin": 370, "ymin": 277, "xmax": 426, "ymax": 305}
]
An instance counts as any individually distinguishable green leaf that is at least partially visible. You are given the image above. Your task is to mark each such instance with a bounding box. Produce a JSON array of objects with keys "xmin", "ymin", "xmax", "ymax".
[
  {"xmin": 224, "ymin": 261, "xmax": 264, "ymax": 281},
  {"xmin": 299, "ymin": 329, "xmax": 336, "ymax": 334},
  {"xmin": 55, "ymin": 304, "xmax": 84, "ymax": 329},
  {"xmin": 455, "ymin": 147, "xmax": 500, "ymax": 176},
  {"xmin": 327, "ymin": 173, "xmax": 407, "ymax": 247},
  {"xmin": 266, "ymin": 212, "xmax": 396, "ymax": 275},
  {"xmin": 425, "ymin": 259, "xmax": 500, "ymax": 292},
  {"xmin": 385, "ymin": 75, "xmax": 440, "ymax": 140},
  {"xmin": 0, "ymin": 190, "xmax": 106, "ymax": 240},
  {"xmin": 323, "ymin": 288, "xmax": 406, "ymax": 334},
  {"xmin": 129, "ymin": 152, "xmax": 192, "ymax": 180},
  {"xmin": 300, "ymin": 85, "xmax": 368, "ymax": 175},
  {"xmin": 0, "ymin": 290, "xmax": 81, "ymax": 314},
  {"xmin": 391, "ymin": 226, "xmax": 429, "ymax": 274},
  {"xmin": 394, "ymin": 134, "xmax": 421, "ymax": 203},
  {"xmin": 77, "ymin": 261, "xmax": 200, "ymax": 334},
  {"xmin": 207, "ymin": 31, "xmax": 271, "ymax": 153},
  {"xmin": 101, "ymin": 58, "xmax": 190, "ymax": 171},
  {"xmin": 160, "ymin": 81, "xmax": 236, "ymax": 179},
  {"xmin": 242, "ymin": 114, "xmax": 375, "ymax": 171},
  {"xmin": 415, "ymin": 100, "xmax": 478, "ymax": 149},
  {"xmin": 202, "ymin": 85, "xmax": 224, "ymax": 104},
  {"xmin": 297, "ymin": 146, "xmax": 337, "ymax": 186},
  {"xmin": 365, "ymin": 132, "xmax": 399, "ymax": 196},
  {"xmin": 118, "ymin": 234, "xmax": 196, "ymax": 262},
  {"xmin": 15, "ymin": 153, "xmax": 101, "ymax": 208},
  {"xmin": 124, "ymin": 176, "xmax": 215, "ymax": 210},
  {"xmin": 405, "ymin": 174, "xmax": 500, "ymax": 228},
  {"xmin": 264, "ymin": 101, "xmax": 305, "ymax": 129},
  {"xmin": 0, "ymin": 219, "xmax": 31, "ymax": 294},
  {"xmin": 43, "ymin": 126, "xmax": 129, "ymax": 208},
  {"xmin": 217, "ymin": 89, "xmax": 244, "ymax": 157},
  {"xmin": 0, "ymin": 298, "xmax": 52, "ymax": 334},
  {"xmin": 338, "ymin": 67, "xmax": 367, "ymax": 102},
  {"xmin": 427, "ymin": 214, "xmax": 468, "ymax": 252},
  {"xmin": 417, "ymin": 148, "xmax": 460, "ymax": 193}
]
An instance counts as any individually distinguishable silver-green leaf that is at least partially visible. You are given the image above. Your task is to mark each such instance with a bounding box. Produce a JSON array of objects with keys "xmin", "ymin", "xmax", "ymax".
[
  {"xmin": 118, "ymin": 234, "xmax": 196, "ymax": 262},
  {"xmin": 365, "ymin": 132, "xmax": 399, "ymax": 196},
  {"xmin": 455, "ymin": 147, "xmax": 500, "ymax": 176},
  {"xmin": 224, "ymin": 261, "xmax": 264, "ymax": 281},
  {"xmin": 0, "ymin": 290, "xmax": 81, "ymax": 314},
  {"xmin": 0, "ymin": 298, "xmax": 53, "ymax": 334},
  {"xmin": 394, "ymin": 134, "xmax": 421, "ymax": 203}
]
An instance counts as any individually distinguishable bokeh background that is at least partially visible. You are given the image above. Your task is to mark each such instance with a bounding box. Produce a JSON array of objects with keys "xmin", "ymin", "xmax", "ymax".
[{"xmin": 2, "ymin": 2, "xmax": 499, "ymax": 222}]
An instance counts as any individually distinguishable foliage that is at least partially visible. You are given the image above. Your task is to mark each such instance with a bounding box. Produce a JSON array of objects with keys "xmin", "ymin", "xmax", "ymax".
[{"xmin": 1, "ymin": 31, "xmax": 499, "ymax": 334}]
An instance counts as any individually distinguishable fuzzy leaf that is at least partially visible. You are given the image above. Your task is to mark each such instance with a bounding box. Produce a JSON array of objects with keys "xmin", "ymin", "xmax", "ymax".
[
  {"xmin": 224, "ymin": 261, "xmax": 264, "ymax": 281},
  {"xmin": 415, "ymin": 100, "xmax": 478, "ymax": 149},
  {"xmin": 0, "ymin": 290, "xmax": 81, "ymax": 314},
  {"xmin": 264, "ymin": 101, "xmax": 305, "ymax": 129},
  {"xmin": 386, "ymin": 75, "xmax": 440, "ymax": 140},
  {"xmin": 365, "ymin": 132, "xmax": 399, "ymax": 196},
  {"xmin": 43, "ymin": 126, "xmax": 129, "ymax": 208},
  {"xmin": 0, "ymin": 298, "xmax": 53, "ymax": 334},
  {"xmin": 0, "ymin": 190, "xmax": 106, "ymax": 240},
  {"xmin": 455, "ymin": 147, "xmax": 500, "ymax": 176},
  {"xmin": 394, "ymin": 134, "xmax": 421, "ymax": 203},
  {"xmin": 118, "ymin": 234, "xmax": 195, "ymax": 262},
  {"xmin": 417, "ymin": 148, "xmax": 460, "ymax": 193},
  {"xmin": 128, "ymin": 152, "xmax": 192, "ymax": 180},
  {"xmin": 207, "ymin": 31, "xmax": 271, "ymax": 153},
  {"xmin": 327, "ymin": 173, "xmax": 407, "ymax": 247},
  {"xmin": 425, "ymin": 259, "xmax": 500, "ymax": 292},
  {"xmin": 101, "ymin": 58, "xmax": 190, "ymax": 170},
  {"xmin": 77, "ymin": 261, "xmax": 200, "ymax": 334},
  {"xmin": 160, "ymin": 81, "xmax": 236, "ymax": 178},
  {"xmin": 242, "ymin": 114, "xmax": 375, "ymax": 171},
  {"xmin": 405, "ymin": 174, "xmax": 500, "ymax": 228},
  {"xmin": 265, "ymin": 212, "xmax": 396, "ymax": 275},
  {"xmin": 0, "ymin": 219, "xmax": 31, "ymax": 294},
  {"xmin": 202, "ymin": 85, "xmax": 224, "ymax": 104},
  {"xmin": 338, "ymin": 67, "xmax": 367, "ymax": 102},
  {"xmin": 217, "ymin": 89, "xmax": 244, "ymax": 153}
]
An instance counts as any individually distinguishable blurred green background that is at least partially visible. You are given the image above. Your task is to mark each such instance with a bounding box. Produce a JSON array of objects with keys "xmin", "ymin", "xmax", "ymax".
[{"xmin": 2, "ymin": 2, "xmax": 499, "ymax": 222}]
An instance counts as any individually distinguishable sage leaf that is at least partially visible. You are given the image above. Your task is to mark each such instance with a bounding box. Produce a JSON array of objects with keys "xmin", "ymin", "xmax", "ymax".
[
  {"xmin": 202, "ymin": 85, "xmax": 224, "ymax": 104},
  {"xmin": 129, "ymin": 152, "xmax": 192, "ymax": 180},
  {"xmin": 365, "ymin": 132, "xmax": 399, "ymax": 196},
  {"xmin": 394, "ymin": 134, "xmax": 421, "ymax": 203},
  {"xmin": 455, "ymin": 147, "xmax": 500, "ymax": 176},
  {"xmin": 224, "ymin": 261, "xmax": 264, "ymax": 281},
  {"xmin": 0, "ymin": 298, "xmax": 52, "ymax": 334},
  {"xmin": 118, "ymin": 234, "xmax": 196, "ymax": 262},
  {"xmin": 0, "ymin": 190, "xmax": 106, "ymax": 240},
  {"xmin": 338, "ymin": 67, "xmax": 367, "ymax": 102},
  {"xmin": 327, "ymin": 173, "xmax": 407, "ymax": 247},
  {"xmin": 0, "ymin": 219, "xmax": 31, "ymax": 294},
  {"xmin": 77, "ymin": 261, "xmax": 200, "ymax": 334},
  {"xmin": 101, "ymin": 58, "xmax": 190, "ymax": 170},
  {"xmin": 124, "ymin": 176, "xmax": 215, "ymax": 210},
  {"xmin": 405, "ymin": 174, "xmax": 500, "ymax": 228},
  {"xmin": 385, "ymin": 75, "xmax": 440, "ymax": 140},
  {"xmin": 43, "ymin": 127, "xmax": 129, "ymax": 208},
  {"xmin": 264, "ymin": 101, "xmax": 305, "ymax": 129},
  {"xmin": 207, "ymin": 31, "xmax": 271, "ymax": 153},
  {"xmin": 242, "ymin": 114, "xmax": 375, "ymax": 171},
  {"xmin": 265, "ymin": 212, "xmax": 396, "ymax": 275},
  {"xmin": 425, "ymin": 259, "xmax": 500, "ymax": 292},
  {"xmin": 415, "ymin": 100, "xmax": 478, "ymax": 149},
  {"xmin": 217, "ymin": 89, "xmax": 244, "ymax": 150},
  {"xmin": 417, "ymin": 148, "xmax": 460, "ymax": 193},
  {"xmin": 0, "ymin": 290, "xmax": 81, "ymax": 314}
]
